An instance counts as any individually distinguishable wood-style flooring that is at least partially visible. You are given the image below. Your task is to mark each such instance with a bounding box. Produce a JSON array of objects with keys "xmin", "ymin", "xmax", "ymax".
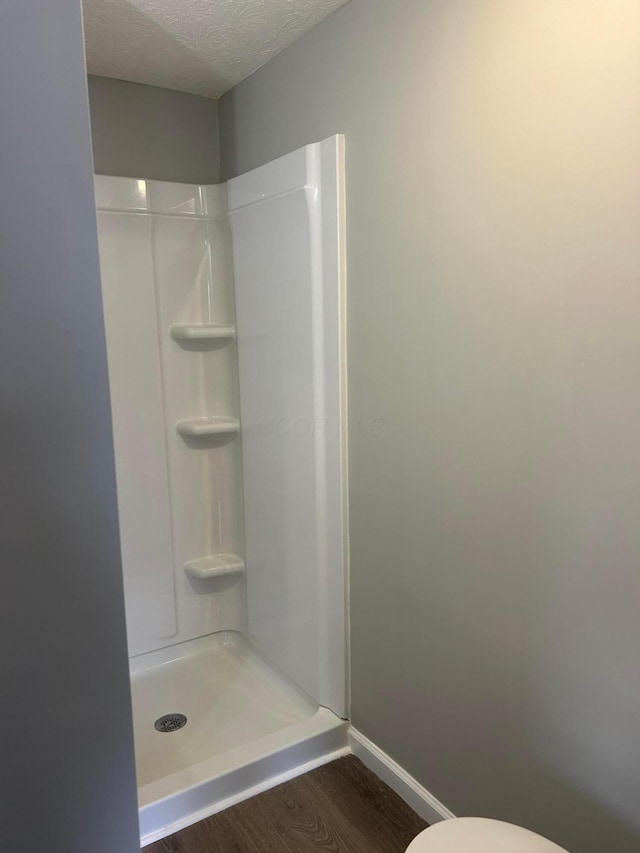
[{"xmin": 144, "ymin": 755, "xmax": 428, "ymax": 852}]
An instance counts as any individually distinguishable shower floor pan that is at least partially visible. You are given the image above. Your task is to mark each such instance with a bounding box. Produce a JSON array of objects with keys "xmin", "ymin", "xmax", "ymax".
[{"xmin": 130, "ymin": 631, "xmax": 348, "ymax": 846}]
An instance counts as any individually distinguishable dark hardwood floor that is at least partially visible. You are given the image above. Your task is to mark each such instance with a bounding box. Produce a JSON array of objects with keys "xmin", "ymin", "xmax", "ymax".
[{"xmin": 144, "ymin": 756, "xmax": 428, "ymax": 852}]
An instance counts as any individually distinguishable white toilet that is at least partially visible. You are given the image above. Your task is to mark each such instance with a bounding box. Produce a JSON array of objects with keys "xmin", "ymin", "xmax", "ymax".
[{"xmin": 407, "ymin": 817, "xmax": 569, "ymax": 852}]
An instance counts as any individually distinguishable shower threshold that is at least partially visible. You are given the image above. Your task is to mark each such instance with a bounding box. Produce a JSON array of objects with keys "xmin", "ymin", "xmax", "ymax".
[{"xmin": 130, "ymin": 631, "xmax": 348, "ymax": 846}]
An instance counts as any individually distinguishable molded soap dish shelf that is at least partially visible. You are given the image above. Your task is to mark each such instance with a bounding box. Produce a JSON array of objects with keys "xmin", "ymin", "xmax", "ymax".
[
  {"xmin": 176, "ymin": 417, "xmax": 240, "ymax": 438},
  {"xmin": 184, "ymin": 554, "xmax": 245, "ymax": 580},
  {"xmin": 170, "ymin": 324, "xmax": 235, "ymax": 343}
]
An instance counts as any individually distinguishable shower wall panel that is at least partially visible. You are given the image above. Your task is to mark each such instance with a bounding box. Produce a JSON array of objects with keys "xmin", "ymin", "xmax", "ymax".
[
  {"xmin": 97, "ymin": 207, "xmax": 176, "ymax": 653},
  {"xmin": 96, "ymin": 176, "xmax": 246, "ymax": 658},
  {"xmin": 228, "ymin": 136, "xmax": 348, "ymax": 717}
]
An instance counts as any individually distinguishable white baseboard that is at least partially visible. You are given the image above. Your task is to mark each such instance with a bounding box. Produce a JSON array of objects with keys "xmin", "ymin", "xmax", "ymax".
[{"xmin": 348, "ymin": 727, "xmax": 455, "ymax": 826}]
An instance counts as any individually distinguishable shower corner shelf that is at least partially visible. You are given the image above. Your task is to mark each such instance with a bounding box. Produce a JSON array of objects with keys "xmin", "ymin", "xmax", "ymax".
[
  {"xmin": 176, "ymin": 416, "xmax": 240, "ymax": 438},
  {"xmin": 170, "ymin": 323, "xmax": 236, "ymax": 343},
  {"xmin": 184, "ymin": 553, "xmax": 245, "ymax": 580}
]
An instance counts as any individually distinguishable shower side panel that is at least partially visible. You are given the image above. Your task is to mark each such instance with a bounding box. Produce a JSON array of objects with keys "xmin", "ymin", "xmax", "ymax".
[{"xmin": 228, "ymin": 136, "xmax": 348, "ymax": 717}]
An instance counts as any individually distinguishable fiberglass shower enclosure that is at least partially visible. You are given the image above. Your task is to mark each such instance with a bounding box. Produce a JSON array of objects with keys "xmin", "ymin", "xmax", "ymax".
[{"xmin": 95, "ymin": 136, "xmax": 348, "ymax": 844}]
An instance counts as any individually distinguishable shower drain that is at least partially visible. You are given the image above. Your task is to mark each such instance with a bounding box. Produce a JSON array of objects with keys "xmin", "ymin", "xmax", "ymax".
[{"xmin": 154, "ymin": 713, "xmax": 188, "ymax": 733}]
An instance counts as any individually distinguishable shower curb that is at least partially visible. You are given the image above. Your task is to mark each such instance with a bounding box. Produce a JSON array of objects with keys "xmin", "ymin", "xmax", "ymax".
[{"xmin": 140, "ymin": 709, "xmax": 348, "ymax": 846}]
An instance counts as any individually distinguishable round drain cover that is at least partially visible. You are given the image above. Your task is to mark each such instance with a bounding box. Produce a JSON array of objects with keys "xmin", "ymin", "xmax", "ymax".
[{"xmin": 154, "ymin": 713, "xmax": 187, "ymax": 733}]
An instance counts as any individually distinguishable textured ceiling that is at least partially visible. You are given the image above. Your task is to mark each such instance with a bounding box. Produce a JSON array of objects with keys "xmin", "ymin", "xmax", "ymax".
[{"xmin": 83, "ymin": 0, "xmax": 350, "ymax": 99}]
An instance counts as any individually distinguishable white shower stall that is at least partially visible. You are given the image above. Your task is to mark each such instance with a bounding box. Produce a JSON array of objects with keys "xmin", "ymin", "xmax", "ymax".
[{"xmin": 94, "ymin": 136, "xmax": 348, "ymax": 844}]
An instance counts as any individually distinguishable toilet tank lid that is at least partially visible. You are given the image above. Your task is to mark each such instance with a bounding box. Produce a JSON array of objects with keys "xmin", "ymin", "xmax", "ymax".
[{"xmin": 406, "ymin": 818, "xmax": 569, "ymax": 853}]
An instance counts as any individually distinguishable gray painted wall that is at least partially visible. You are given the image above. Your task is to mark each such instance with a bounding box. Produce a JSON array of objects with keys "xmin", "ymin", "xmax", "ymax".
[
  {"xmin": 220, "ymin": 2, "xmax": 640, "ymax": 850},
  {"xmin": 88, "ymin": 75, "xmax": 220, "ymax": 183},
  {"xmin": 0, "ymin": 3, "xmax": 139, "ymax": 851}
]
